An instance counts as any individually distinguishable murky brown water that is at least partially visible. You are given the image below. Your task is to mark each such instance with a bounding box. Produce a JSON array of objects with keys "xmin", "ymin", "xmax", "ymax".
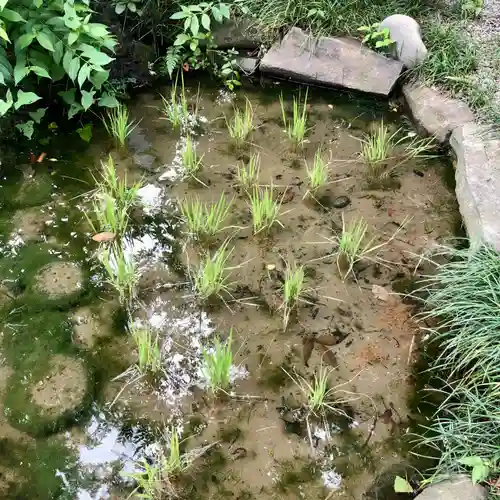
[{"xmin": 0, "ymin": 79, "xmax": 457, "ymax": 499}]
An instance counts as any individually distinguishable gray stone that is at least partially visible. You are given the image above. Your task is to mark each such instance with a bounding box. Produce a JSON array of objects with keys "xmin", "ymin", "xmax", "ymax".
[
  {"xmin": 415, "ymin": 475, "xmax": 487, "ymax": 500},
  {"xmin": 403, "ymin": 84, "xmax": 475, "ymax": 143},
  {"xmin": 213, "ymin": 19, "xmax": 263, "ymax": 50},
  {"xmin": 235, "ymin": 56, "xmax": 259, "ymax": 75},
  {"xmin": 451, "ymin": 123, "xmax": 500, "ymax": 251},
  {"xmin": 379, "ymin": 14, "xmax": 427, "ymax": 68},
  {"xmin": 260, "ymin": 27, "xmax": 403, "ymax": 96}
]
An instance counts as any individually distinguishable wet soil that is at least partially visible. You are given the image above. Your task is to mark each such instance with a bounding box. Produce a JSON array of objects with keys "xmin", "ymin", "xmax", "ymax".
[{"xmin": 33, "ymin": 261, "xmax": 84, "ymax": 298}]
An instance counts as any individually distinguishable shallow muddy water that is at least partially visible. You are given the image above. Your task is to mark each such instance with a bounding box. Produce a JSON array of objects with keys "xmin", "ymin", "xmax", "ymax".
[{"xmin": 0, "ymin": 79, "xmax": 458, "ymax": 499}]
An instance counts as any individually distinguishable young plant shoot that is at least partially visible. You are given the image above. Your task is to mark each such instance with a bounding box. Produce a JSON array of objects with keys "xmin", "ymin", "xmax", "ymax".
[{"xmin": 201, "ymin": 330, "xmax": 233, "ymax": 394}]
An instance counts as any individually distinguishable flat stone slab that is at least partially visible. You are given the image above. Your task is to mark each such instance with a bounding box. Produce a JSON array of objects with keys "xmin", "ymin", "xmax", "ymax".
[
  {"xmin": 403, "ymin": 84, "xmax": 475, "ymax": 143},
  {"xmin": 451, "ymin": 123, "xmax": 500, "ymax": 251},
  {"xmin": 260, "ymin": 27, "xmax": 403, "ymax": 96},
  {"xmin": 235, "ymin": 56, "xmax": 259, "ymax": 75},
  {"xmin": 415, "ymin": 475, "xmax": 487, "ymax": 500}
]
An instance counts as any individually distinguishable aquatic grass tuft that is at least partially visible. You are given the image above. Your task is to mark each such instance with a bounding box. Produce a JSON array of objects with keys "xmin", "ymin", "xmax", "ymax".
[
  {"xmin": 280, "ymin": 90, "xmax": 309, "ymax": 150},
  {"xmin": 360, "ymin": 121, "xmax": 394, "ymax": 167},
  {"xmin": 236, "ymin": 152, "xmax": 261, "ymax": 191},
  {"xmin": 181, "ymin": 135, "xmax": 204, "ymax": 181},
  {"xmin": 304, "ymin": 148, "xmax": 330, "ymax": 198},
  {"xmin": 159, "ymin": 71, "xmax": 191, "ymax": 130},
  {"xmin": 129, "ymin": 322, "xmax": 162, "ymax": 375},
  {"xmin": 102, "ymin": 103, "xmax": 140, "ymax": 148},
  {"xmin": 192, "ymin": 241, "xmax": 234, "ymax": 301},
  {"xmin": 249, "ymin": 184, "xmax": 285, "ymax": 234},
  {"xmin": 201, "ymin": 330, "xmax": 233, "ymax": 394},
  {"xmin": 281, "ymin": 260, "xmax": 306, "ymax": 331},
  {"xmin": 225, "ymin": 98, "xmax": 255, "ymax": 148},
  {"xmin": 179, "ymin": 194, "xmax": 233, "ymax": 242}
]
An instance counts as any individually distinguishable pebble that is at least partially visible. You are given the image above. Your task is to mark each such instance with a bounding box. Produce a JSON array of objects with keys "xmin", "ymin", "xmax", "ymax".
[{"xmin": 332, "ymin": 196, "xmax": 351, "ymax": 209}]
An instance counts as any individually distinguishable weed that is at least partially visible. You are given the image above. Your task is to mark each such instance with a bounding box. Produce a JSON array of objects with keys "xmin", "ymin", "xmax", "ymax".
[
  {"xmin": 249, "ymin": 184, "xmax": 285, "ymax": 234},
  {"xmin": 236, "ymin": 152, "xmax": 261, "ymax": 191},
  {"xmin": 102, "ymin": 103, "xmax": 140, "ymax": 148},
  {"xmin": 201, "ymin": 330, "xmax": 233, "ymax": 394},
  {"xmin": 159, "ymin": 71, "xmax": 191, "ymax": 130},
  {"xmin": 280, "ymin": 90, "xmax": 308, "ymax": 150},
  {"xmin": 280, "ymin": 260, "xmax": 305, "ymax": 330},
  {"xmin": 123, "ymin": 457, "xmax": 164, "ymax": 499},
  {"xmin": 226, "ymin": 98, "xmax": 255, "ymax": 148},
  {"xmin": 179, "ymin": 194, "xmax": 233, "ymax": 241},
  {"xmin": 129, "ymin": 322, "xmax": 162, "ymax": 375},
  {"xmin": 182, "ymin": 135, "xmax": 204, "ymax": 181},
  {"xmin": 192, "ymin": 241, "xmax": 234, "ymax": 301},
  {"xmin": 304, "ymin": 148, "xmax": 329, "ymax": 197}
]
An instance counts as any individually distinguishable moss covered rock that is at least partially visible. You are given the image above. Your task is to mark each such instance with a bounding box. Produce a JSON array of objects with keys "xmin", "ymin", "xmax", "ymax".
[{"xmin": 31, "ymin": 261, "xmax": 84, "ymax": 300}]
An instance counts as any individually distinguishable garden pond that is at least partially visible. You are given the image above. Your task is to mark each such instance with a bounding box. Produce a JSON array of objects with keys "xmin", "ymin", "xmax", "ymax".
[{"xmin": 0, "ymin": 79, "xmax": 459, "ymax": 499}]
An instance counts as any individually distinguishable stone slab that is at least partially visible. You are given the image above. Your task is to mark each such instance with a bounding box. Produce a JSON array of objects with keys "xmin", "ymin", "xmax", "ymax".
[
  {"xmin": 451, "ymin": 123, "xmax": 500, "ymax": 251},
  {"xmin": 415, "ymin": 475, "xmax": 487, "ymax": 500},
  {"xmin": 403, "ymin": 83, "xmax": 475, "ymax": 143},
  {"xmin": 260, "ymin": 27, "xmax": 403, "ymax": 96},
  {"xmin": 235, "ymin": 56, "xmax": 259, "ymax": 75}
]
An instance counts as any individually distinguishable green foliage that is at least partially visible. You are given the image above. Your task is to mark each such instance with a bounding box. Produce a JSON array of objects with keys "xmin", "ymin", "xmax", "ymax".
[
  {"xmin": 458, "ymin": 456, "xmax": 494, "ymax": 484},
  {"xmin": 0, "ymin": 0, "xmax": 118, "ymax": 122},
  {"xmin": 102, "ymin": 103, "xmax": 140, "ymax": 148},
  {"xmin": 201, "ymin": 330, "xmax": 233, "ymax": 394},
  {"xmin": 279, "ymin": 90, "xmax": 308, "ymax": 150},
  {"xmin": 113, "ymin": 0, "xmax": 143, "ymax": 16},
  {"xmin": 458, "ymin": 0, "xmax": 483, "ymax": 18},
  {"xmin": 393, "ymin": 476, "xmax": 413, "ymax": 493},
  {"xmin": 358, "ymin": 23, "xmax": 394, "ymax": 51}
]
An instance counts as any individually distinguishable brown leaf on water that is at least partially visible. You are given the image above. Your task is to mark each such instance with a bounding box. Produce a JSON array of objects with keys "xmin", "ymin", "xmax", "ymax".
[
  {"xmin": 302, "ymin": 335, "xmax": 315, "ymax": 366},
  {"xmin": 318, "ymin": 344, "xmax": 337, "ymax": 367},
  {"xmin": 92, "ymin": 232, "xmax": 116, "ymax": 242},
  {"xmin": 315, "ymin": 334, "xmax": 339, "ymax": 346},
  {"xmin": 372, "ymin": 284, "xmax": 390, "ymax": 302}
]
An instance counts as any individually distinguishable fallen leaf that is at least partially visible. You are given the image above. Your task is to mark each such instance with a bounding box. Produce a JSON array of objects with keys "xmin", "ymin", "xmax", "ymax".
[
  {"xmin": 92, "ymin": 232, "xmax": 116, "ymax": 242},
  {"xmin": 302, "ymin": 335, "xmax": 315, "ymax": 366},
  {"xmin": 315, "ymin": 334, "xmax": 339, "ymax": 346},
  {"xmin": 372, "ymin": 284, "xmax": 390, "ymax": 302},
  {"xmin": 318, "ymin": 344, "xmax": 337, "ymax": 367}
]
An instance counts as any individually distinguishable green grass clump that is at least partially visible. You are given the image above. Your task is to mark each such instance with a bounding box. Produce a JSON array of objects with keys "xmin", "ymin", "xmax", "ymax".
[
  {"xmin": 281, "ymin": 260, "xmax": 305, "ymax": 331},
  {"xmin": 305, "ymin": 149, "xmax": 329, "ymax": 198},
  {"xmin": 181, "ymin": 135, "xmax": 203, "ymax": 181},
  {"xmin": 201, "ymin": 330, "xmax": 233, "ymax": 394},
  {"xmin": 159, "ymin": 72, "xmax": 191, "ymax": 130},
  {"xmin": 179, "ymin": 194, "xmax": 233, "ymax": 242},
  {"xmin": 129, "ymin": 322, "xmax": 162, "ymax": 375},
  {"xmin": 280, "ymin": 90, "xmax": 308, "ymax": 150},
  {"xmin": 236, "ymin": 152, "xmax": 261, "ymax": 191},
  {"xmin": 249, "ymin": 185, "xmax": 284, "ymax": 234},
  {"xmin": 102, "ymin": 104, "xmax": 140, "ymax": 148},
  {"xmin": 225, "ymin": 98, "xmax": 255, "ymax": 148}
]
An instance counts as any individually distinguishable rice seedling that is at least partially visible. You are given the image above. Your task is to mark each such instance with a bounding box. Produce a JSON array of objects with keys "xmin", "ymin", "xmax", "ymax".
[
  {"xmin": 248, "ymin": 184, "xmax": 285, "ymax": 234},
  {"xmin": 129, "ymin": 322, "xmax": 162, "ymax": 375},
  {"xmin": 181, "ymin": 135, "xmax": 203, "ymax": 181},
  {"xmin": 159, "ymin": 71, "xmax": 191, "ymax": 130},
  {"xmin": 280, "ymin": 260, "xmax": 305, "ymax": 330},
  {"xmin": 102, "ymin": 103, "xmax": 140, "ymax": 148},
  {"xmin": 123, "ymin": 457, "xmax": 164, "ymax": 499},
  {"xmin": 235, "ymin": 152, "xmax": 261, "ymax": 191},
  {"xmin": 280, "ymin": 89, "xmax": 309, "ymax": 150},
  {"xmin": 179, "ymin": 194, "xmax": 233, "ymax": 241},
  {"xmin": 192, "ymin": 241, "xmax": 234, "ymax": 301},
  {"xmin": 225, "ymin": 98, "xmax": 255, "ymax": 148},
  {"xmin": 201, "ymin": 330, "xmax": 233, "ymax": 394},
  {"xmin": 360, "ymin": 121, "xmax": 394, "ymax": 166},
  {"xmin": 304, "ymin": 148, "xmax": 329, "ymax": 198},
  {"xmin": 99, "ymin": 244, "xmax": 138, "ymax": 305}
]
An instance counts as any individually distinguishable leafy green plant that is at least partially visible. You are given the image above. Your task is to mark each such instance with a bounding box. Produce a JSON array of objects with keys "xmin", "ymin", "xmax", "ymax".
[
  {"xmin": 102, "ymin": 103, "xmax": 140, "ymax": 148},
  {"xmin": 0, "ymin": 0, "xmax": 119, "ymax": 122},
  {"xmin": 113, "ymin": 0, "xmax": 143, "ymax": 15},
  {"xmin": 458, "ymin": 0, "xmax": 483, "ymax": 18},
  {"xmin": 248, "ymin": 185, "xmax": 285, "ymax": 234},
  {"xmin": 280, "ymin": 90, "xmax": 309, "ymax": 150},
  {"xmin": 236, "ymin": 152, "xmax": 260, "ymax": 191},
  {"xmin": 201, "ymin": 330, "xmax": 233, "ymax": 394},
  {"xmin": 458, "ymin": 456, "xmax": 495, "ymax": 484},
  {"xmin": 358, "ymin": 23, "xmax": 394, "ymax": 50},
  {"xmin": 225, "ymin": 98, "xmax": 255, "ymax": 148}
]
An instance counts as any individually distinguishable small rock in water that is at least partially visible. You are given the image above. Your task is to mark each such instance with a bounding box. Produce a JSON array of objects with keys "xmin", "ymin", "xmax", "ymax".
[{"xmin": 332, "ymin": 196, "xmax": 351, "ymax": 209}]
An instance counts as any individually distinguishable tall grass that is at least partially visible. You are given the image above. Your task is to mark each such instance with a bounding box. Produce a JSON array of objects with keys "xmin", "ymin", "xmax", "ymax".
[
  {"xmin": 179, "ymin": 194, "xmax": 233, "ymax": 241},
  {"xmin": 226, "ymin": 98, "xmax": 255, "ymax": 148},
  {"xmin": 280, "ymin": 90, "xmax": 308, "ymax": 150},
  {"xmin": 129, "ymin": 322, "xmax": 162, "ymax": 375},
  {"xmin": 248, "ymin": 185, "xmax": 284, "ymax": 234},
  {"xmin": 281, "ymin": 260, "xmax": 305, "ymax": 331},
  {"xmin": 159, "ymin": 72, "xmax": 191, "ymax": 130},
  {"xmin": 236, "ymin": 152, "xmax": 261, "ymax": 191},
  {"xmin": 102, "ymin": 104, "xmax": 140, "ymax": 148},
  {"xmin": 201, "ymin": 330, "xmax": 233, "ymax": 394}
]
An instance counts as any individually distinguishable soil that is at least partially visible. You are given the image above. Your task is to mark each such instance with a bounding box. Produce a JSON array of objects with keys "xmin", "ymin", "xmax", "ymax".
[
  {"xmin": 33, "ymin": 261, "xmax": 84, "ymax": 298},
  {"xmin": 71, "ymin": 302, "xmax": 116, "ymax": 348},
  {"xmin": 30, "ymin": 354, "xmax": 87, "ymax": 417},
  {"xmin": 11, "ymin": 207, "xmax": 50, "ymax": 242}
]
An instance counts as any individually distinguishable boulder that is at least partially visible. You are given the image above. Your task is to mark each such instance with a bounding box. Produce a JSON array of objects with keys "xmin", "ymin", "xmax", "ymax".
[
  {"xmin": 403, "ymin": 84, "xmax": 475, "ymax": 143},
  {"xmin": 260, "ymin": 27, "xmax": 403, "ymax": 96},
  {"xmin": 451, "ymin": 122, "xmax": 500, "ymax": 251},
  {"xmin": 415, "ymin": 475, "xmax": 487, "ymax": 500},
  {"xmin": 380, "ymin": 14, "xmax": 427, "ymax": 68}
]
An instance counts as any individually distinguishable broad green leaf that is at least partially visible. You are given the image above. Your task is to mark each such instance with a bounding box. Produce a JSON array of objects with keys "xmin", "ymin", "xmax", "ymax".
[
  {"xmin": 170, "ymin": 11, "xmax": 189, "ymax": 19},
  {"xmin": 59, "ymin": 88, "xmax": 76, "ymax": 105},
  {"xmin": 62, "ymin": 49, "xmax": 73, "ymax": 74},
  {"xmin": 16, "ymin": 120, "xmax": 34, "ymax": 139},
  {"xmin": 0, "ymin": 63, "xmax": 10, "ymax": 84},
  {"xmin": 16, "ymin": 32, "xmax": 35, "ymax": 50},
  {"xmin": 127, "ymin": 2, "xmax": 136, "ymax": 12},
  {"xmin": 53, "ymin": 40, "xmax": 63, "ymax": 64},
  {"xmin": 63, "ymin": 3, "xmax": 80, "ymax": 30},
  {"xmin": 0, "ymin": 0, "xmax": 8, "ymax": 10},
  {"xmin": 219, "ymin": 3, "xmax": 230, "ymax": 19},
  {"xmin": 98, "ymin": 92, "xmax": 119, "ymax": 108},
  {"xmin": 68, "ymin": 31, "xmax": 78, "ymax": 45},
  {"xmin": 28, "ymin": 107, "xmax": 47, "ymax": 123},
  {"xmin": 0, "ymin": 8, "xmax": 25, "ymax": 22},
  {"xmin": 13, "ymin": 63, "xmax": 29, "ymax": 85},
  {"xmin": 211, "ymin": 5, "xmax": 222, "ymax": 22},
  {"xmin": 189, "ymin": 40, "xmax": 197, "ymax": 52},
  {"xmin": 0, "ymin": 72, "xmax": 4, "ymax": 84},
  {"xmin": 68, "ymin": 57, "xmax": 80, "ymax": 81},
  {"xmin": 77, "ymin": 63, "xmax": 90, "ymax": 87},
  {"xmin": 81, "ymin": 46, "xmax": 113, "ymax": 66},
  {"xmin": 87, "ymin": 23, "xmax": 109, "ymax": 38},
  {"xmin": 14, "ymin": 90, "xmax": 41, "ymax": 109},
  {"xmin": 471, "ymin": 464, "xmax": 489, "ymax": 484},
  {"xmin": 68, "ymin": 102, "xmax": 83, "ymax": 119},
  {"xmin": 77, "ymin": 123, "xmax": 92, "ymax": 142},
  {"xmin": 188, "ymin": 5, "xmax": 203, "ymax": 12},
  {"xmin": 115, "ymin": 3, "xmax": 126, "ymax": 14},
  {"xmin": 0, "ymin": 89, "xmax": 12, "ymax": 115},
  {"xmin": 36, "ymin": 31, "xmax": 54, "ymax": 51},
  {"xmin": 31, "ymin": 65, "xmax": 51, "ymax": 79},
  {"xmin": 201, "ymin": 13, "xmax": 210, "ymax": 30},
  {"xmin": 458, "ymin": 457, "xmax": 485, "ymax": 467},
  {"xmin": 80, "ymin": 89, "xmax": 94, "ymax": 110},
  {"xmin": 393, "ymin": 476, "xmax": 413, "ymax": 494},
  {"xmin": 190, "ymin": 14, "xmax": 199, "ymax": 36},
  {"xmin": 89, "ymin": 69, "xmax": 109, "ymax": 89},
  {"xmin": 33, "ymin": 0, "xmax": 42, "ymax": 7},
  {"xmin": 174, "ymin": 33, "xmax": 190, "ymax": 46},
  {"xmin": 0, "ymin": 26, "xmax": 9, "ymax": 42}
]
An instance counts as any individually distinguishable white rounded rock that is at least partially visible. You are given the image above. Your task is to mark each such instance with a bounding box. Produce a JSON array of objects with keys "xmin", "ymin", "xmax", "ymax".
[{"xmin": 380, "ymin": 14, "xmax": 428, "ymax": 68}]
